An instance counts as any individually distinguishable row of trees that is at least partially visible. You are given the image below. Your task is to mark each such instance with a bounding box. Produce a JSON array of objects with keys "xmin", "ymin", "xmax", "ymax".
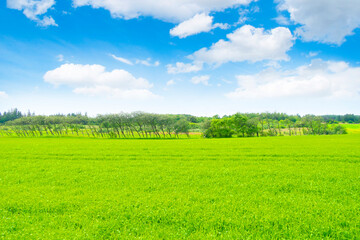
[
  {"xmin": 1, "ymin": 113, "xmax": 191, "ymax": 138},
  {"xmin": 322, "ymin": 114, "xmax": 360, "ymax": 124},
  {"xmin": 1, "ymin": 108, "xmax": 359, "ymax": 124},
  {"xmin": 0, "ymin": 112, "xmax": 348, "ymax": 139},
  {"xmin": 0, "ymin": 109, "xmax": 26, "ymax": 124},
  {"xmin": 202, "ymin": 114, "xmax": 347, "ymax": 138},
  {"xmin": 221, "ymin": 113, "xmax": 360, "ymax": 124}
]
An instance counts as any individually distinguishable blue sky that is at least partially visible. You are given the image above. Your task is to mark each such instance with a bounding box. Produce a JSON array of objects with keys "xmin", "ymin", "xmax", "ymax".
[{"xmin": 1, "ymin": 0, "xmax": 360, "ymax": 116}]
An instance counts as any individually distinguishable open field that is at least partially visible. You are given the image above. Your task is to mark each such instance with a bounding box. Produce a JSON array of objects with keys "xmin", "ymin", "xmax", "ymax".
[
  {"xmin": 343, "ymin": 124, "xmax": 360, "ymax": 134},
  {"xmin": 1, "ymin": 129, "xmax": 360, "ymax": 238}
]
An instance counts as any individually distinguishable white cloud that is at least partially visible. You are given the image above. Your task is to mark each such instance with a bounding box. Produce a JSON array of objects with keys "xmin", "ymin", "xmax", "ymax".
[
  {"xmin": 167, "ymin": 62, "xmax": 203, "ymax": 74},
  {"xmin": 167, "ymin": 25, "xmax": 293, "ymax": 73},
  {"xmin": 226, "ymin": 59, "xmax": 360, "ymax": 99},
  {"xmin": 231, "ymin": 5, "xmax": 259, "ymax": 27},
  {"xmin": 264, "ymin": 61, "xmax": 281, "ymax": 69},
  {"xmin": 277, "ymin": 0, "xmax": 360, "ymax": 44},
  {"xmin": 7, "ymin": 0, "xmax": 55, "ymax": 19},
  {"xmin": 111, "ymin": 54, "xmax": 133, "ymax": 65},
  {"xmin": 213, "ymin": 23, "xmax": 230, "ymax": 30},
  {"xmin": 191, "ymin": 75, "xmax": 210, "ymax": 86},
  {"xmin": 273, "ymin": 15, "xmax": 291, "ymax": 25},
  {"xmin": 307, "ymin": 51, "xmax": 320, "ymax": 58},
  {"xmin": 135, "ymin": 58, "xmax": 160, "ymax": 67},
  {"xmin": 166, "ymin": 80, "xmax": 176, "ymax": 86},
  {"xmin": 0, "ymin": 91, "xmax": 8, "ymax": 98},
  {"xmin": 37, "ymin": 16, "xmax": 57, "ymax": 27},
  {"xmin": 44, "ymin": 63, "xmax": 158, "ymax": 99},
  {"xmin": 234, "ymin": 16, "xmax": 248, "ymax": 26},
  {"xmin": 72, "ymin": 0, "xmax": 254, "ymax": 23},
  {"xmin": 7, "ymin": 0, "xmax": 57, "ymax": 26},
  {"xmin": 111, "ymin": 55, "xmax": 160, "ymax": 67},
  {"xmin": 221, "ymin": 78, "xmax": 233, "ymax": 84},
  {"xmin": 170, "ymin": 13, "xmax": 229, "ymax": 38},
  {"xmin": 170, "ymin": 13, "xmax": 213, "ymax": 38},
  {"xmin": 57, "ymin": 54, "xmax": 64, "ymax": 62},
  {"xmin": 191, "ymin": 25, "xmax": 294, "ymax": 66}
]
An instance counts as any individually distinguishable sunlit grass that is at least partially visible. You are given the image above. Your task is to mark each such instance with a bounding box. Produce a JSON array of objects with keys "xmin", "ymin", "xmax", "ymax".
[
  {"xmin": 1, "ymin": 133, "xmax": 360, "ymax": 238},
  {"xmin": 343, "ymin": 123, "xmax": 360, "ymax": 134}
]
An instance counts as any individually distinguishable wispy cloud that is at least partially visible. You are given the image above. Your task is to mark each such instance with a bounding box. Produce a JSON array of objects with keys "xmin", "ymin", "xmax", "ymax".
[
  {"xmin": 191, "ymin": 75, "xmax": 210, "ymax": 86},
  {"xmin": 57, "ymin": 54, "xmax": 64, "ymax": 62},
  {"xmin": 273, "ymin": 15, "xmax": 291, "ymax": 26},
  {"xmin": 307, "ymin": 51, "xmax": 320, "ymax": 58},
  {"xmin": 110, "ymin": 54, "xmax": 133, "ymax": 65},
  {"xmin": 135, "ymin": 58, "xmax": 160, "ymax": 67},
  {"xmin": 166, "ymin": 80, "xmax": 176, "ymax": 86},
  {"xmin": 167, "ymin": 62, "xmax": 203, "ymax": 74},
  {"xmin": 0, "ymin": 91, "xmax": 8, "ymax": 99}
]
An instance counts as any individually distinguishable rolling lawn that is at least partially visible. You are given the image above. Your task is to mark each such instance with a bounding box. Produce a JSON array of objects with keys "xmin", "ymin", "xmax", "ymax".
[{"xmin": 1, "ymin": 133, "xmax": 360, "ymax": 239}]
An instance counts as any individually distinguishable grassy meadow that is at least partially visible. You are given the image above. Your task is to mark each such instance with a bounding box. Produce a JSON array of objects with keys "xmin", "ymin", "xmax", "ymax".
[
  {"xmin": 343, "ymin": 123, "xmax": 360, "ymax": 134},
  {"xmin": 1, "ymin": 126, "xmax": 360, "ymax": 239}
]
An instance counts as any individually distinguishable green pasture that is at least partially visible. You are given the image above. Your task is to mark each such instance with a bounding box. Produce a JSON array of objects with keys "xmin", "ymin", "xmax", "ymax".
[
  {"xmin": 0, "ymin": 128, "xmax": 360, "ymax": 238},
  {"xmin": 343, "ymin": 124, "xmax": 360, "ymax": 134}
]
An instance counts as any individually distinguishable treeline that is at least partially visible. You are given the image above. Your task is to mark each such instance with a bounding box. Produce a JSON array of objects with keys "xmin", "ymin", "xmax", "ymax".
[
  {"xmin": 322, "ymin": 114, "xmax": 360, "ymax": 124},
  {"xmin": 0, "ymin": 109, "xmax": 25, "ymax": 124},
  {"xmin": 0, "ymin": 109, "xmax": 359, "ymax": 124},
  {"xmin": 1, "ymin": 108, "xmax": 360, "ymax": 124},
  {"xmin": 1, "ymin": 113, "xmax": 191, "ymax": 138},
  {"xmin": 0, "ymin": 111, "xmax": 348, "ymax": 139},
  {"xmin": 221, "ymin": 113, "xmax": 360, "ymax": 124},
  {"xmin": 202, "ymin": 113, "xmax": 347, "ymax": 138}
]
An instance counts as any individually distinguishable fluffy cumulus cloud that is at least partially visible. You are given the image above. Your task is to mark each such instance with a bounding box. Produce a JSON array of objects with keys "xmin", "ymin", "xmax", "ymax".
[
  {"xmin": 44, "ymin": 63, "xmax": 158, "ymax": 99},
  {"xmin": 191, "ymin": 75, "xmax": 210, "ymax": 86},
  {"xmin": 72, "ymin": 0, "xmax": 253, "ymax": 22},
  {"xmin": 167, "ymin": 62, "xmax": 203, "ymax": 74},
  {"xmin": 7, "ymin": 0, "xmax": 57, "ymax": 26},
  {"xmin": 0, "ymin": 91, "xmax": 8, "ymax": 98},
  {"xmin": 170, "ymin": 13, "xmax": 229, "ymax": 38},
  {"xmin": 226, "ymin": 59, "xmax": 360, "ymax": 99},
  {"xmin": 191, "ymin": 25, "xmax": 294, "ymax": 66},
  {"xmin": 277, "ymin": 0, "xmax": 360, "ymax": 44}
]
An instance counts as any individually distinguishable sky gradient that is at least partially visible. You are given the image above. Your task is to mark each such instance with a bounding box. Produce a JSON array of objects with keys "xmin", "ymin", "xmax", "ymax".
[{"xmin": 1, "ymin": 0, "xmax": 360, "ymax": 116}]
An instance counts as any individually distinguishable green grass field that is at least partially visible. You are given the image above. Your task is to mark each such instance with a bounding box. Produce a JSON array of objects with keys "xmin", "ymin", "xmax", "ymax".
[
  {"xmin": 1, "ymin": 129, "xmax": 360, "ymax": 238},
  {"xmin": 343, "ymin": 124, "xmax": 360, "ymax": 134}
]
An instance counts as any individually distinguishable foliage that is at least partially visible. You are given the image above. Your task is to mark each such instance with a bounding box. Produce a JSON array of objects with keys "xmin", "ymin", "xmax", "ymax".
[
  {"xmin": 1, "ymin": 112, "xmax": 349, "ymax": 138},
  {"xmin": 203, "ymin": 118, "xmax": 234, "ymax": 138},
  {"xmin": 2, "ymin": 113, "xmax": 191, "ymax": 138},
  {"xmin": 174, "ymin": 119, "xmax": 190, "ymax": 137},
  {"xmin": 322, "ymin": 114, "xmax": 360, "ymax": 123},
  {"xmin": 0, "ymin": 109, "xmax": 24, "ymax": 124},
  {"xmin": 201, "ymin": 113, "xmax": 346, "ymax": 138}
]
